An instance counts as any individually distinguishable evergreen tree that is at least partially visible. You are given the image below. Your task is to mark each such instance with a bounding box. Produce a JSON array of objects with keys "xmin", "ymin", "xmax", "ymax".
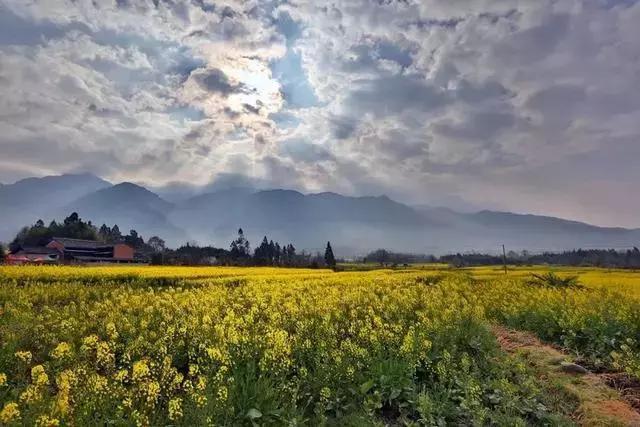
[
  {"xmin": 230, "ymin": 228, "xmax": 251, "ymax": 261},
  {"xmin": 254, "ymin": 236, "xmax": 270, "ymax": 265},
  {"xmin": 124, "ymin": 230, "xmax": 145, "ymax": 248},
  {"xmin": 64, "ymin": 212, "xmax": 79, "ymax": 226},
  {"xmin": 283, "ymin": 243, "xmax": 296, "ymax": 266},
  {"xmin": 111, "ymin": 225, "xmax": 122, "ymax": 242},
  {"xmin": 324, "ymin": 241, "xmax": 336, "ymax": 269},
  {"xmin": 274, "ymin": 242, "xmax": 281, "ymax": 265},
  {"xmin": 268, "ymin": 240, "xmax": 276, "ymax": 264},
  {"xmin": 98, "ymin": 224, "xmax": 110, "ymax": 242},
  {"xmin": 10, "ymin": 213, "xmax": 98, "ymax": 251}
]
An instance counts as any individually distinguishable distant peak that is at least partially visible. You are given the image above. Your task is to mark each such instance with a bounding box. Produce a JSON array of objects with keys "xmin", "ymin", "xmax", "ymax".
[
  {"xmin": 308, "ymin": 191, "xmax": 342, "ymax": 198},
  {"xmin": 89, "ymin": 182, "xmax": 161, "ymax": 199},
  {"xmin": 256, "ymin": 189, "xmax": 304, "ymax": 197},
  {"xmin": 113, "ymin": 181, "xmax": 144, "ymax": 189},
  {"xmin": 11, "ymin": 172, "xmax": 107, "ymax": 186},
  {"xmin": 73, "ymin": 181, "xmax": 172, "ymax": 209},
  {"xmin": 109, "ymin": 182, "xmax": 158, "ymax": 193}
]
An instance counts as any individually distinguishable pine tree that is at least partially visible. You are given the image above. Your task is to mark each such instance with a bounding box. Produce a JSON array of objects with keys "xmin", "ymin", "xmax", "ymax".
[
  {"xmin": 111, "ymin": 225, "xmax": 122, "ymax": 242},
  {"xmin": 124, "ymin": 230, "xmax": 144, "ymax": 248},
  {"xmin": 268, "ymin": 240, "xmax": 276, "ymax": 264},
  {"xmin": 275, "ymin": 242, "xmax": 281, "ymax": 265},
  {"xmin": 324, "ymin": 241, "xmax": 336, "ymax": 269},
  {"xmin": 99, "ymin": 224, "xmax": 110, "ymax": 242},
  {"xmin": 230, "ymin": 228, "xmax": 251, "ymax": 261},
  {"xmin": 254, "ymin": 236, "xmax": 270, "ymax": 265}
]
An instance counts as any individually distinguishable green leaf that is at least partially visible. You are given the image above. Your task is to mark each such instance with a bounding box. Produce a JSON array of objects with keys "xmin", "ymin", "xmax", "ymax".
[
  {"xmin": 360, "ymin": 380, "xmax": 375, "ymax": 394},
  {"xmin": 390, "ymin": 388, "xmax": 401, "ymax": 399},
  {"xmin": 246, "ymin": 408, "xmax": 263, "ymax": 419}
]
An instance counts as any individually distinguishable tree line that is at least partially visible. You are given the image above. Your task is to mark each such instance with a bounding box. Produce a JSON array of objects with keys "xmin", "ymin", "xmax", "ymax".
[
  {"xmin": 364, "ymin": 248, "xmax": 640, "ymax": 269},
  {"xmin": 10, "ymin": 212, "xmax": 638, "ymax": 269},
  {"xmin": 8, "ymin": 213, "xmax": 157, "ymax": 256},
  {"xmin": 160, "ymin": 228, "xmax": 336, "ymax": 269},
  {"xmin": 5, "ymin": 213, "xmax": 338, "ymax": 268}
]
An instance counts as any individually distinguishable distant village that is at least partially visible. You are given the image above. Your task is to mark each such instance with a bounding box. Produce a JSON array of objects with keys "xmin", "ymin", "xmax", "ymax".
[
  {"xmin": 2, "ymin": 212, "xmax": 338, "ymax": 268},
  {"xmin": 6, "ymin": 237, "xmax": 137, "ymax": 265},
  {"xmin": 3, "ymin": 212, "xmax": 640, "ymax": 269}
]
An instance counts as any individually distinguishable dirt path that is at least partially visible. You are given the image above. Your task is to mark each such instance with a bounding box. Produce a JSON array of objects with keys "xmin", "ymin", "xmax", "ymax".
[{"xmin": 492, "ymin": 325, "xmax": 640, "ymax": 426}]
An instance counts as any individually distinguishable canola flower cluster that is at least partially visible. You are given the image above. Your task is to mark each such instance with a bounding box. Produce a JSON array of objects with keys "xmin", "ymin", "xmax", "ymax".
[{"xmin": 0, "ymin": 265, "xmax": 639, "ymax": 425}]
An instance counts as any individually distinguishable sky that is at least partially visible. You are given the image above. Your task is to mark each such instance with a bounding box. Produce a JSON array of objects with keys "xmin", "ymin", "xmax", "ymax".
[{"xmin": 0, "ymin": 0, "xmax": 639, "ymax": 228}]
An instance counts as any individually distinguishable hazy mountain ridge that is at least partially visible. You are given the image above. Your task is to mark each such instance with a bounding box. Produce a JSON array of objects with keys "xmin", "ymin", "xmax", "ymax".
[
  {"xmin": 1, "ymin": 174, "xmax": 639, "ymax": 254},
  {"xmin": 0, "ymin": 173, "xmax": 111, "ymax": 208},
  {"xmin": 0, "ymin": 173, "xmax": 112, "ymax": 243},
  {"xmin": 63, "ymin": 182, "xmax": 187, "ymax": 245}
]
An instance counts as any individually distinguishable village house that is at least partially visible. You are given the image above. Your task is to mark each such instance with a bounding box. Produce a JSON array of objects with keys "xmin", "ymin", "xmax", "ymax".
[
  {"xmin": 6, "ymin": 237, "xmax": 137, "ymax": 265},
  {"xmin": 5, "ymin": 247, "xmax": 61, "ymax": 265}
]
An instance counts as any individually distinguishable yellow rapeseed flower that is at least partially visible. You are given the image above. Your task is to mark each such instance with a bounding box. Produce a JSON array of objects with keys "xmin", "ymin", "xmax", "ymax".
[
  {"xmin": 168, "ymin": 398, "xmax": 183, "ymax": 420},
  {"xmin": 31, "ymin": 365, "xmax": 49, "ymax": 386},
  {"xmin": 96, "ymin": 342, "xmax": 115, "ymax": 369},
  {"xmin": 50, "ymin": 342, "xmax": 72, "ymax": 360},
  {"xmin": 0, "ymin": 402, "xmax": 20, "ymax": 423},
  {"xmin": 20, "ymin": 385, "xmax": 42, "ymax": 404},
  {"xmin": 15, "ymin": 351, "xmax": 32, "ymax": 365},
  {"xmin": 115, "ymin": 369, "xmax": 128, "ymax": 382},
  {"xmin": 132, "ymin": 360, "xmax": 150, "ymax": 382},
  {"xmin": 35, "ymin": 415, "xmax": 60, "ymax": 427}
]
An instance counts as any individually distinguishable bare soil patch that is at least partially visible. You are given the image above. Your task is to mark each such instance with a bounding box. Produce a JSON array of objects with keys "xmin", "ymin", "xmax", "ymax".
[
  {"xmin": 492, "ymin": 325, "xmax": 640, "ymax": 426},
  {"xmin": 602, "ymin": 373, "xmax": 640, "ymax": 413}
]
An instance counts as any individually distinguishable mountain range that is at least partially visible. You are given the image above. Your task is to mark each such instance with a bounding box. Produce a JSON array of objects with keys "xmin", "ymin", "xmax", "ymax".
[{"xmin": 1, "ymin": 174, "xmax": 639, "ymax": 255}]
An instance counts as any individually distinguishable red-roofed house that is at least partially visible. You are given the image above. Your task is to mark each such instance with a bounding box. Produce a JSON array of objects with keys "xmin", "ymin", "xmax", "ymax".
[{"xmin": 46, "ymin": 237, "xmax": 135, "ymax": 263}]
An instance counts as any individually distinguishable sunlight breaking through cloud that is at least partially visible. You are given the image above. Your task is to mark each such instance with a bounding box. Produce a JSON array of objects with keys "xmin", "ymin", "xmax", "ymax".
[{"xmin": 1, "ymin": 0, "xmax": 640, "ymax": 227}]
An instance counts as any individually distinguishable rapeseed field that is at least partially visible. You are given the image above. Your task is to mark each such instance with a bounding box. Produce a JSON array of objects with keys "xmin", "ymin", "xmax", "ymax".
[{"xmin": 1, "ymin": 265, "xmax": 639, "ymax": 425}]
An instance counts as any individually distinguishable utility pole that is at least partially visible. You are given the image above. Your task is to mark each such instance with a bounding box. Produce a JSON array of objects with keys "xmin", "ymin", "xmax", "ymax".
[{"xmin": 502, "ymin": 244, "xmax": 508, "ymax": 275}]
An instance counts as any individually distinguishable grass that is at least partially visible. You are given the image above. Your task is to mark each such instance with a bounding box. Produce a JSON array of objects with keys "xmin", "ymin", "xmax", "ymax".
[{"xmin": 493, "ymin": 325, "xmax": 640, "ymax": 426}]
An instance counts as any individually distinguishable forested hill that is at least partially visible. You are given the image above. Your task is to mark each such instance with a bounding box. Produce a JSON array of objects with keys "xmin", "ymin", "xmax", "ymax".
[{"xmin": 1, "ymin": 174, "xmax": 639, "ymax": 255}]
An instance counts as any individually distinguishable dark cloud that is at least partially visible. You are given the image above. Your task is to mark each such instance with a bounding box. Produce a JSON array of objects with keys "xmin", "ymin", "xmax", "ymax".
[
  {"xmin": 2, "ymin": 0, "xmax": 640, "ymax": 227},
  {"xmin": 453, "ymin": 80, "xmax": 512, "ymax": 104},
  {"xmin": 0, "ymin": 5, "xmax": 90, "ymax": 46},
  {"xmin": 330, "ymin": 116, "xmax": 357, "ymax": 140},
  {"xmin": 433, "ymin": 112, "xmax": 516, "ymax": 141},
  {"xmin": 196, "ymin": 68, "xmax": 244, "ymax": 95},
  {"xmin": 525, "ymin": 84, "xmax": 586, "ymax": 114},
  {"xmin": 347, "ymin": 75, "xmax": 450, "ymax": 116},
  {"xmin": 495, "ymin": 13, "xmax": 570, "ymax": 65},
  {"xmin": 169, "ymin": 52, "xmax": 206, "ymax": 82},
  {"xmin": 243, "ymin": 103, "xmax": 261, "ymax": 114}
]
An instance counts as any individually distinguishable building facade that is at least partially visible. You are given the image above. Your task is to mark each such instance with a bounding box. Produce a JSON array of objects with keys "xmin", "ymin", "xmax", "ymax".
[
  {"xmin": 5, "ymin": 247, "xmax": 61, "ymax": 265},
  {"xmin": 46, "ymin": 238, "xmax": 136, "ymax": 263}
]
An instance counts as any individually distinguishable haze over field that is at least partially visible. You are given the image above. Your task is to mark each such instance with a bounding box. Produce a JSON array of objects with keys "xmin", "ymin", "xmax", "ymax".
[
  {"xmin": 1, "ymin": 1, "xmax": 640, "ymax": 250},
  {"xmin": 1, "ymin": 174, "xmax": 639, "ymax": 255}
]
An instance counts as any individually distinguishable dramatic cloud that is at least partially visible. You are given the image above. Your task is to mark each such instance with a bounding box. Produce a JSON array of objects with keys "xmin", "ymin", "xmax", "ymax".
[{"xmin": 1, "ymin": 0, "xmax": 639, "ymax": 227}]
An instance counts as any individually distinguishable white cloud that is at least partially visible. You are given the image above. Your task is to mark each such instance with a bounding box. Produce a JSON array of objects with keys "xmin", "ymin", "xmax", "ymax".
[{"xmin": 1, "ymin": 0, "xmax": 640, "ymax": 226}]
